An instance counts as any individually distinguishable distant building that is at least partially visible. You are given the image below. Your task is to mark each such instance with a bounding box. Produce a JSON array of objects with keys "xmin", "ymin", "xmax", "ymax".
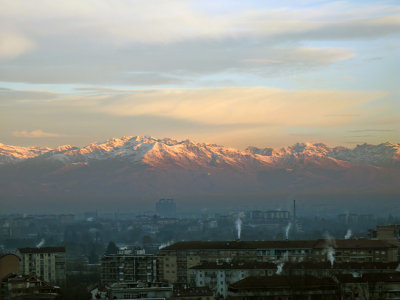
[
  {"xmin": 155, "ymin": 199, "xmax": 176, "ymax": 217},
  {"xmin": 100, "ymin": 249, "xmax": 158, "ymax": 285},
  {"xmin": 17, "ymin": 247, "xmax": 66, "ymax": 286},
  {"xmin": 84, "ymin": 211, "xmax": 98, "ymax": 220},
  {"xmin": 338, "ymin": 213, "xmax": 373, "ymax": 225},
  {"xmin": 249, "ymin": 210, "xmax": 290, "ymax": 225},
  {"xmin": 58, "ymin": 214, "xmax": 75, "ymax": 224}
]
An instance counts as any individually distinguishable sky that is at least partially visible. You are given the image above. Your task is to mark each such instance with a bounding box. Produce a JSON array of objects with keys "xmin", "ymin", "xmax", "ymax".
[{"xmin": 0, "ymin": 0, "xmax": 399, "ymax": 149}]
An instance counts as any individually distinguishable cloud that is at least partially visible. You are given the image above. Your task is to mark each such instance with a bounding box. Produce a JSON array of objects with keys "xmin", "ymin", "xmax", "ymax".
[
  {"xmin": 0, "ymin": 45, "xmax": 354, "ymax": 85},
  {"xmin": 0, "ymin": 32, "xmax": 35, "ymax": 60},
  {"xmin": 1, "ymin": 87, "xmax": 397, "ymax": 148},
  {"xmin": 0, "ymin": 1, "xmax": 398, "ymax": 85},
  {"xmin": 1, "ymin": 1, "xmax": 398, "ymax": 44},
  {"xmin": 1, "ymin": 87, "xmax": 391, "ymax": 129},
  {"xmin": 242, "ymin": 47, "xmax": 354, "ymax": 69},
  {"xmin": 0, "ymin": 88, "xmax": 57, "ymax": 102},
  {"xmin": 12, "ymin": 130, "xmax": 61, "ymax": 138},
  {"xmin": 77, "ymin": 87, "xmax": 385, "ymax": 127}
]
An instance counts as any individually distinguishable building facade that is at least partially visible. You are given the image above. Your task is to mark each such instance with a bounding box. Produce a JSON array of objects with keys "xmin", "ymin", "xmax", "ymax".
[
  {"xmin": 17, "ymin": 247, "xmax": 66, "ymax": 286},
  {"xmin": 101, "ymin": 249, "xmax": 158, "ymax": 284},
  {"xmin": 159, "ymin": 239, "xmax": 398, "ymax": 284},
  {"xmin": 105, "ymin": 282, "xmax": 172, "ymax": 300},
  {"xmin": 228, "ymin": 275, "xmax": 339, "ymax": 300}
]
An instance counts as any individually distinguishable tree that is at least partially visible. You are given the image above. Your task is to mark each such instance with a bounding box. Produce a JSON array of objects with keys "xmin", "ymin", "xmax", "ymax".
[{"xmin": 105, "ymin": 241, "xmax": 119, "ymax": 255}]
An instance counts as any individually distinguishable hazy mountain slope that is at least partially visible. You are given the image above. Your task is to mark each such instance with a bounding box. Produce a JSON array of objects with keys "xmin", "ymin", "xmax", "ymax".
[{"xmin": 0, "ymin": 136, "xmax": 399, "ymax": 211}]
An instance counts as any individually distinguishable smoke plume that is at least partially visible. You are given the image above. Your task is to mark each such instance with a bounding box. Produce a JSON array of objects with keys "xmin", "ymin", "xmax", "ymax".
[
  {"xmin": 345, "ymin": 229, "xmax": 352, "ymax": 239},
  {"xmin": 236, "ymin": 217, "xmax": 242, "ymax": 239},
  {"xmin": 285, "ymin": 222, "xmax": 292, "ymax": 240},
  {"xmin": 36, "ymin": 239, "xmax": 45, "ymax": 248}
]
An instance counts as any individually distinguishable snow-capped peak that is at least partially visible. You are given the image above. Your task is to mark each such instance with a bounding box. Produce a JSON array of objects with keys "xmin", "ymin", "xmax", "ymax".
[{"xmin": 0, "ymin": 143, "xmax": 52, "ymax": 163}]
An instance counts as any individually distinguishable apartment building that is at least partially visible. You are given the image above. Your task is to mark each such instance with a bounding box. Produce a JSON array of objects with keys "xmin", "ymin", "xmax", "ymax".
[
  {"xmin": 100, "ymin": 249, "xmax": 158, "ymax": 284},
  {"xmin": 158, "ymin": 239, "xmax": 398, "ymax": 284},
  {"xmin": 17, "ymin": 247, "xmax": 66, "ymax": 286}
]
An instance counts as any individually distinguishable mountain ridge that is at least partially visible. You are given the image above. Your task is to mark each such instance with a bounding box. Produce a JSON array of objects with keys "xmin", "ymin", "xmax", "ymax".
[
  {"xmin": 1, "ymin": 136, "xmax": 399, "ymax": 169},
  {"xmin": 0, "ymin": 136, "xmax": 399, "ymax": 212}
]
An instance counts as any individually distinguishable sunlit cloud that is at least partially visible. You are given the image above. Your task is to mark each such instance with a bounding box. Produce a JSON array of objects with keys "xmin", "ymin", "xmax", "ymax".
[
  {"xmin": 88, "ymin": 87, "xmax": 385, "ymax": 127},
  {"xmin": 12, "ymin": 130, "xmax": 61, "ymax": 138},
  {"xmin": 0, "ymin": 32, "xmax": 35, "ymax": 60}
]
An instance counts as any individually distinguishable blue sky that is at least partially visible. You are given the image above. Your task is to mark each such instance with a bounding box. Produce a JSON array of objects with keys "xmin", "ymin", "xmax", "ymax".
[{"xmin": 0, "ymin": 0, "xmax": 399, "ymax": 148}]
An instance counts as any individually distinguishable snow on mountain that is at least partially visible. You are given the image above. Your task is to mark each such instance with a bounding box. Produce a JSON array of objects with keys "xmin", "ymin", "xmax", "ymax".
[
  {"xmin": 330, "ymin": 142, "xmax": 400, "ymax": 168},
  {"xmin": 0, "ymin": 137, "xmax": 399, "ymax": 209},
  {"xmin": 247, "ymin": 142, "xmax": 400, "ymax": 169},
  {"xmin": 0, "ymin": 137, "xmax": 399, "ymax": 170},
  {"xmin": 0, "ymin": 143, "xmax": 51, "ymax": 163}
]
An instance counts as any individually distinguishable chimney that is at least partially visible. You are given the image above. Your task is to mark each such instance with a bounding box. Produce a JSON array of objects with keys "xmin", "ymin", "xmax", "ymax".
[
  {"xmin": 293, "ymin": 199, "xmax": 296, "ymax": 223},
  {"xmin": 293, "ymin": 199, "xmax": 297, "ymax": 238}
]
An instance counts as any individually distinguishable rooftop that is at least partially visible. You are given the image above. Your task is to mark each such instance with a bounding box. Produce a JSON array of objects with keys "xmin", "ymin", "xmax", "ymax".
[
  {"xmin": 161, "ymin": 240, "xmax": 316, "ymax": 250},
  {"xmin": 229, "ymin": 275, "xmax": 337, "ymax": 290},
  {"xmin": 161, "ymin": 239, "xmax": 396, "ymax": 251},
  {"xmin": 18, "ymin": 247, "xmax": 66, "ymax": 254},
  {"xmin": 190, "ymin": 261, "xmax": 399, "ymax": 270}
]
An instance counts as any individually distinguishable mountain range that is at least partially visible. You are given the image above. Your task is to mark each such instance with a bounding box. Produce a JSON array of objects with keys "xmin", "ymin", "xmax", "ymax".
[{"xmin": 1, "ymin": 136, "xmax": 399, "ymax": 212}]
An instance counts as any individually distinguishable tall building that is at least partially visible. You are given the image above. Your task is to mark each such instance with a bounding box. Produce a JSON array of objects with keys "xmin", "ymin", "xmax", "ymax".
[
  {"xmin": 17, "ymin": 247, "xmax": 66, "ymax": 286},
  {"xmin": 101, "ymin": 249, "xmax": 158, "ymax": 284},
  {"xmin": 155, "ymin": 199, "xmax": 176, "ymax": 217}
]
